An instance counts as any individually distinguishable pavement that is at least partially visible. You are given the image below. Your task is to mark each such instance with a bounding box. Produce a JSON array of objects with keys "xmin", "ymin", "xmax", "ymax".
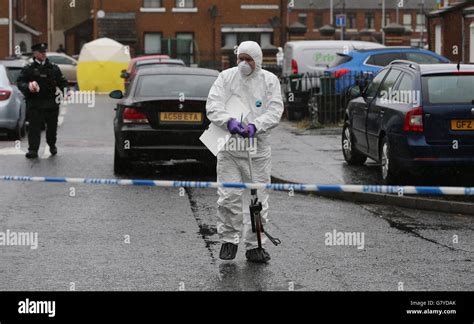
[
  {"xmin": 0, "ymin": 95, "xmax": 473, "ymax": 291},
  {"xmin": 269, "ymin": 121, "xmax": 474, "ymax": 214}
]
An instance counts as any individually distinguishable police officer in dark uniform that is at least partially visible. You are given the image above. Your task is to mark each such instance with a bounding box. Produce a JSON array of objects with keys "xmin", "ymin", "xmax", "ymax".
[{"xmin": 17, "ymin": 43, "xmax": 68, "ymax": 159}]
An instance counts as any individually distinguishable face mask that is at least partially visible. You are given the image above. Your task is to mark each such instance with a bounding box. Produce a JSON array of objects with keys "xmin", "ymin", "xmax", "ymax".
[{"xmin": 238, "ymin": 61, "xmax": 253, "ymax": 76}]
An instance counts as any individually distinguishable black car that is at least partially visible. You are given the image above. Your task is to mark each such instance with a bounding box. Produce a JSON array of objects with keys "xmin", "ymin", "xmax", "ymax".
[
  {"xmin": 342, "ymin": 61, "xmax": 474, "ymax": 184},
  {"xmin": 110, "ymin": 67, "xmax": 219, "ymax": 174}
]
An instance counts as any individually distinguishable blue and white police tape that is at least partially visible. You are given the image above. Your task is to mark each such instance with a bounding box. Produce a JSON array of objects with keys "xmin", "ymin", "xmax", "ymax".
[{"xmin": 1, "ymin": 175, "xmax": 474, "ymax": 195}]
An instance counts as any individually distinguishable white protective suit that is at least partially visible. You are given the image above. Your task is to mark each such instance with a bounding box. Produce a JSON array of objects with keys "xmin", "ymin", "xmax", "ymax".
[{"xmin": 206, "ymin": 41, "xmax": 284, "ymax": 250}]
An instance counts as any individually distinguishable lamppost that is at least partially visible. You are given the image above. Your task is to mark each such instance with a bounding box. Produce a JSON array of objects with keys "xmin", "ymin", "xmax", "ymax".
[
  {"xmin": 382, "ymin": 0, "xmax": 386, "ymax": 45},
  {"xmin": 8, "ymin": 0, "xmax": 13, "ymax": 56}
]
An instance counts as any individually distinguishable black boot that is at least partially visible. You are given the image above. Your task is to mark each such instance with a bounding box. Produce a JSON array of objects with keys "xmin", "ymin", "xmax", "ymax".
[
  {"xmin": 50, "ymin": 146, "xmax": 57, "ymax": 156},
  {"xmin": 219, "ymin": 243, "xmax": 238, "ymax": 260},
  {"xmin": 246, "ymin": 248, "xmax": 271, "ymax": 263},
  {"xmin": 25, "ymin": 151, "xmax": 38, "ymax": 159}
]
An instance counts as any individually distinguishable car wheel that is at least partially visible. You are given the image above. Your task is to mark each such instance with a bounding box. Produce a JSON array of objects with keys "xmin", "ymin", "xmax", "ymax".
[
  {"xmin": 114, "ymin": 146, "xmax": 131, "ymax": 175},
  {"xmin": 342, "ymin": 121, "xmax": 367, "ymax": 165},
  {"xmin": 380, "ymin": 136, "xmax": 401, "ymax": 184}
]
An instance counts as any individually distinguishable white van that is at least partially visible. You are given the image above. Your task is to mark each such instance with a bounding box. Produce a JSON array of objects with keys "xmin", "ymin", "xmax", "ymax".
[
  {"xmin": 283, "ymin": 40, "xmax": 385, "ymax": 77},
  {"xmin": 282, "ymin": 40, "xmax": 384, "ymax": 120}
]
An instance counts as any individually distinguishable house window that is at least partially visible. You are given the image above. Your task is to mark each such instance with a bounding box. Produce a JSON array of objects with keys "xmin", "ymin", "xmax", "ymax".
[
  {"xmin": 313, "ymin": 14, "xmax": 323, "ymax": 29},
  {"xmin": 365, "ymin": 12, "xmax": 374, "ymax": 29},
  {"xmin": 222, "ymin": 33, "xmax": 273, "ymax": 48},
  {"xmin": 260, "ymin": 33, "xmax": 272, "ymax": 47},
  {"xmin": 384, "ymin": 13, "xmax": 391, "ymax": 27},
  {"xmin": 416, "ymin": 14, "xmax": 426, "ymax": 31},
  {"xmin": 347, "ymin": 13, "xmax": 356, "ymax": 29},
  {"xmin": 176, "ymin": 33, "xmax": 194, "ymax": 65},
  {"xmin": 470, "ymin": 23, "xmax": 474, "ymax": 62},
  {"xmin": 224, "ymin": 33, "xmax": 237, "ymax": 47},
  {"xmin": 403, "ymin": 14, "xmax": 412, "ymax": 30},
  {"xmin": 143, "ymin": 0, "xmax": 162, "ymax": 8},
  {"xmin": 144, "ymin": 33, "xmax": 162, "ymax": 54},
  {"xmin": 298, "ymin": 13, "xmax": 307, "ymax": 26},
  {"xmin": 435, "ymin": 24, "xmax": 442, "ymax": 55},
  {"xmin": 175, "ymin": 0, "xmax": 194, "ymax": 8}
]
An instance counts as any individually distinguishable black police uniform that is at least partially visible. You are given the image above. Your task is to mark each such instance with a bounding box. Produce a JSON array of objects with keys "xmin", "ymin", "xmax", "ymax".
[{"xmin": 17, "ymin": 43, "xmax": 68, "ymax": 158}]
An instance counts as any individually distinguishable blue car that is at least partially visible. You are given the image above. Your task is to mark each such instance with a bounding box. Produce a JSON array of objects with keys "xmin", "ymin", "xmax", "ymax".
[
  {"xmin": 342, "ymin": 61, "xmax": 474, "ymax": 184},
  {"xmin": 325, "ymin": 47, "xmax": 450, "ymax": 94}
]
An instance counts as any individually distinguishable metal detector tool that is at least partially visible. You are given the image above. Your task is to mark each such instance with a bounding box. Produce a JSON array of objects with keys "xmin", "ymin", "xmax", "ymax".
[{"xmin": 247, "ymin": 140, "xmax": 281, "ymax": 247}]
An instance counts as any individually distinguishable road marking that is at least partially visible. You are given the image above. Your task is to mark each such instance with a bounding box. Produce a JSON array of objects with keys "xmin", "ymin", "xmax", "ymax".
[
  {"xmin": 41, "ymin": 145, "xmax": 50, "ymax": 159},
  {"xmin": 58, "ymin": 116, "xmax": 64, "ymax": 127},
  {"xmin": 0, "ymin": 148, "xmax": 25, "ymax": 156}
]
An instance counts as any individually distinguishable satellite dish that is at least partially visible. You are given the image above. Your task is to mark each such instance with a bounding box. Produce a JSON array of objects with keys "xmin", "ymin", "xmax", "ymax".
[{"xmin": 97, "ymin": 10, "xmax": 105, "ymax": 18}]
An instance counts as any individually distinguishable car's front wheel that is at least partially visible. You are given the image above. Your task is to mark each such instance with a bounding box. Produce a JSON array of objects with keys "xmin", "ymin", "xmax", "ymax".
[
  {"xmin": 342, "ymin": 121, "xmax": 367, "ymax": 165},
  {"xmin": 380, "ymin": 136, "xmax": 401, "ymax": 184},
  {"xmin": 114, "ymin": 146, "xmax": 131, "ymax": 175}
]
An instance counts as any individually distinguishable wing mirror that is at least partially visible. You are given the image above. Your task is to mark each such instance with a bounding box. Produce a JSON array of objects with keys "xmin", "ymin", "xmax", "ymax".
[
  {"xmin": 109, "ymin": 90, "xmax": 124, "ymax": 99},
  {"xmin": 349, "ymin": 86, "xmax": 362, "ymax": 98},
  {"xmin": 120, "ymin": 70, "xmax": 130, "ymax": 79}
]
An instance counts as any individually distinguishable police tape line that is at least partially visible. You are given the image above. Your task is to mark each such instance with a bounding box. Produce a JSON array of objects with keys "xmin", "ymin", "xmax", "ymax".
[{"xmin": 1, "ymin": 175, "xmax": 474, "ymax": 196}]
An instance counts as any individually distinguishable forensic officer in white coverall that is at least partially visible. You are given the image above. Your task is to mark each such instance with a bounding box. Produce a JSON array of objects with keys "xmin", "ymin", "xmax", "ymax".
[{"xmin": 206, "ymin": 41, "xmax": 284, "ymax": 263}]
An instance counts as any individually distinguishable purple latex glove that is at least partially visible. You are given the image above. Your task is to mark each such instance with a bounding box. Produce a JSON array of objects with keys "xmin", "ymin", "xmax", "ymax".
[
  {"xmin": 227, "ymin": 118, "xmax": 245, "ymax": 135},
  {"xmin": 243, "ymin": 123, "xmax": 257, "ymax": 138}
]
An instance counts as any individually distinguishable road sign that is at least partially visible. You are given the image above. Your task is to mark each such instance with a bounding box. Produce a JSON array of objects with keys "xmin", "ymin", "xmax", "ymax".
[{"xmin": 336, "ymin": 14, "xmax": 346, "ymax": 28}]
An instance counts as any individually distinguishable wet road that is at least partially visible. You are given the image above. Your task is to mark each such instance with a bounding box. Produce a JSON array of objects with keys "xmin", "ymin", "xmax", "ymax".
[{"xmin": 0, "ymin": 96, "xmax": 472, "ymax": 291}]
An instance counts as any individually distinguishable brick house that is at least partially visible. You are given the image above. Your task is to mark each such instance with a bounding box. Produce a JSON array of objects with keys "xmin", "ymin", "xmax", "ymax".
[
  {"xmin": 0, "ymin": 0, "xmax": 47, "ymax": 58},
  {"xmin": 427, "ymin": 0, "xmax": 474, "ymax": 63},
  {"xmin": 66, "ymin": 0, "xmax": 286, "ymax": 69},
  {"xmin": 289, "ymin": 0, "xmax": 439, "ymax": 47}
]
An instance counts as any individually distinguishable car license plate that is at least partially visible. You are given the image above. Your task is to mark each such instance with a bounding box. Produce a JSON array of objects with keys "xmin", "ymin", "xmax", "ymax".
[
  {"xmin": 160, "ymin": 112, "xmax": 202, "ymax": 123},
  {"xmin": 451, "ymin": 120, "xmax": 474, "ymax": 130}
]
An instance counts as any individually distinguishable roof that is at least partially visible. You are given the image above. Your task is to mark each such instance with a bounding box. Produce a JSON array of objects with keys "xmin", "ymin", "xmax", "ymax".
[
  {"xmin": 286, "ymin": 40, "xmax": 385, "ymax": 50},
  {"xmin": 0, "ymin": 59, "xmax": 28, "ymax": 68},
  {"xmin": 14, "ymin": 20, "xmax": 42, "ymax": 36},
  {"xmin": 136, "ymin": 59, "xmax": 185, "ymax": 67},
  {"xmin": 354, "ymin": 47, "xmax": 421, "ymax": 53},
  {"xmin": 419, "ymin": 64, "xmax": 474, "ymax": 74},
  {"xmin": 427, "ymin": 1, "xmax": 472, "ymax": 16},
  {"xmin": 293, "ymin": 0, "xmax": 439, "ymax": 10},
  {"xmin": 135, "ymin": 66, "xmax": 219, "ymax": 77}
]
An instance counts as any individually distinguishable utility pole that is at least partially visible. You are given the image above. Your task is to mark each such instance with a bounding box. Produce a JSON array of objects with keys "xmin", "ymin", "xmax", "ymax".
[
  {"xmin": 341, "ymin": 0, "xmax": 345, "ymax": 41},
  {"xmin": 8, "ymin": 0, "xmax": 13, "ymax": 56},
  {"xmin": 382, "ymin": 0, "xmax": 386, "ymax": 45},
  {"xmin": 420, "ymin": 0, "xmax": 425, "ymax": 48},
  {"xmin": 330, "ymin": 0, "xmax": 334, "ymax": 25}
]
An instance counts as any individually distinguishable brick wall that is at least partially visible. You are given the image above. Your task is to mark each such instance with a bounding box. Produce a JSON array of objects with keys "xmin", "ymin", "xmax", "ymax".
[
  {"xmin": 0, "ymin": 0, "xmax": 10, "ymax": 58},
  {"xmin": 93, "ymin": 0, "xmax": 284, "ymax": 68}
]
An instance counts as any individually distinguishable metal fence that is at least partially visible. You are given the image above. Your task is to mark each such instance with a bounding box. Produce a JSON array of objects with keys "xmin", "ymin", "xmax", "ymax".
[{"xmin": 281, "ymin": 72, "xmax": 375, "ymax": 127}]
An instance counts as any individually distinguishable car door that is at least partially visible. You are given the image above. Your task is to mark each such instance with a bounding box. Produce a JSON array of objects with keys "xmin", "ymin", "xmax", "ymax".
[
  {"xmin": 366, "ymin": 68, "xmax": 403, "ymax": 159},
  {"xmin": 351, "ymin": 68, "xmax": 389, "ymax": 153}
]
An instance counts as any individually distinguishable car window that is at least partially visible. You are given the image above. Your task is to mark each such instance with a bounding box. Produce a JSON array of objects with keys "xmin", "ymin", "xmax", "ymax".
[
  {"xmin": 377, "ymin": 69, "xmax": 402, "ymax": 97},
  {"xmin": 393, "ymin": 73, "xmax": 417, "ymax": 104},
  {"xmin": 329, "ymin": 54, "xmax": 352, "ymax": 68},
  {"xmin": 136, "ymin": 74, "xmax": 217, "ymax": 98},
  {"xmin": 48, "ymin": 55, "xmax": 74, "ymax": 65},
  {"xmin": 396, "ymin": 73, "xmax": 415, "ymax": 92},
  {"xmin": 6, "ymin": 67, "xmax": 22, "ymax": 84},
  {"xmin": 406, "ymin": 52, "xmax": 443, "ymax": 64},
  {"xmin": 365, "ymin": 69, "xmax": 389, "ymax": 98},
  {"xmin": 366, "ymin": 53, "xmax": 406, "ymax": 67},
  {"xmin": 423, "ymin": 74, "xmax": 474, "ymax": 104}
]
